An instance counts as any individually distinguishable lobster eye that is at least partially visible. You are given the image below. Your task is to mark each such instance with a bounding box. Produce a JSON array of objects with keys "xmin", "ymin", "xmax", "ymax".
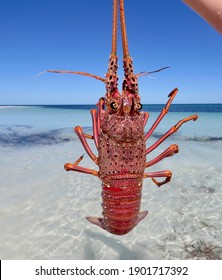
[
  {"xmin": 135, "ymin": 103, "xmax": 143, "ymax": 110},
  {"xmin": 110, "ymin": 101, "xmax": 118, "ymax": 110}
]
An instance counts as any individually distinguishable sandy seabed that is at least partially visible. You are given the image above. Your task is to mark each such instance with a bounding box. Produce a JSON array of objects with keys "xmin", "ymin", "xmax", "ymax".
[{"xmin": 1, "ymin": 136, "xmax": 222, "ymax": 260}]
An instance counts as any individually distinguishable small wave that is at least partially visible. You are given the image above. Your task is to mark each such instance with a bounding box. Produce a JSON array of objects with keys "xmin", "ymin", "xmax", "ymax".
[
  {"xmin": 0, "ymin": 106, "xmax": 27, "ymax": 109},
  {"xmin": 0, "ymin": 106, "xmax": 13, "ymax": 108}
]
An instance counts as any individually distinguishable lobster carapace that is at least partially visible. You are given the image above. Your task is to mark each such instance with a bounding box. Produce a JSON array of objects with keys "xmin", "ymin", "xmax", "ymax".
[{"xmin": 47, "ymin": 0, "xmax": 198, "ymax": 235}]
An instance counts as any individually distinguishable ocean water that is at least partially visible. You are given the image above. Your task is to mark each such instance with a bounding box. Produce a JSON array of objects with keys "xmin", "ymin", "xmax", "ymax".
[{"xmin": 0, "ymin": 104, "xmax": 222, "ymax": 260}]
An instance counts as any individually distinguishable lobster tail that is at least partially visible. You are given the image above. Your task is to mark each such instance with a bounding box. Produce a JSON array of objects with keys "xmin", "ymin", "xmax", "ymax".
[
  {"xmin": 86, "ymin": 211, "xmax": 148, "ymax": 235},
  {"xmin": 87, "ymin": 180, "xmax": 148, "ymax": 235},
  {"xmin": 86, "ymin": 174, "xmax": 148, "ymax": 235}
]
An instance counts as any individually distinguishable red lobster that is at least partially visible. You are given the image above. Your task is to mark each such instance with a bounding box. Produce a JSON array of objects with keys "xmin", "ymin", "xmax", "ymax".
[{"xmin": 47, "ymin": 0, "xmax": 198, "ymax": 235}]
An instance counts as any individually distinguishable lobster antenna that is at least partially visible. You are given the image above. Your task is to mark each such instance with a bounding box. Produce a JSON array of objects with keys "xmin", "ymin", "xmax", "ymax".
[
  {"xmin": 119, "ymin": 0, "xmax": 139, "ymax": 95},
  {"xmin": 111, "ymin": 0, "xmax": 118, "ymax": 55},
  {"xmin": 119, "ymin": 0, "xmax": 129, "ymax": 58},
  {"xmin": 105, "ymin": 0, "xmax": 119, "ymax": 99}
]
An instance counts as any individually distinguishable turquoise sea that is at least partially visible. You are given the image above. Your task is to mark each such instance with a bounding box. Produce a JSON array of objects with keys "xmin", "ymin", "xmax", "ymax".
[{"xmin": 0, "ymin": 104, "xmax": 222, "ymax": 259}]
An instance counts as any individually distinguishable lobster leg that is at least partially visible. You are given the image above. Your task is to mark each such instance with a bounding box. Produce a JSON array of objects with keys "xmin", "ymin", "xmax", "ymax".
[
  {"xmin": 82, "ymin": 132, "xmax": 94, "ymax": 139},
  {"xmin": 97, "ymin": 97, "xmax": 105, "ymax": 132},
  {"xmin": 145, "ymin": 144, "xmax": 179, "ymax": 168},
  {"xmin": 143, "ymin": 112, "xmax": 150, "ymax": 127},
  {"xmin": 75, "ymin": 126, "xmax": 98, "ymax": 165},
  {"xmin": 143, "ymin": 170, "xmax": 172, "ymax": 187},
  {"xmin": 90, "ymin": 109, "xmax": 99, "ymax": 149},
  {"xmin": 145, "ymin": 88, "xmax": 178, "ymax": 140},
  {"xmin": 64, "ymin": 155, "xmax": 98, "ymax": 176},
  {"xmin": 146, "ymin": 114, "xmax": 198, "ymax": 155},
  {"xmin": 88, "ymin": 98, "xmax": 105, "ymax": 149}
]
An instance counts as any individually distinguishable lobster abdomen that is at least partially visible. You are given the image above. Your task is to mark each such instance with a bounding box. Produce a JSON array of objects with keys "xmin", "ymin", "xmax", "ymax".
[
  {"xmin": 101, "ymin": 178, "xmax": 147, "ymax": 235},
  {"xmin": 86, "ymin": 176, "xmax": 148, "ymax": 235}
]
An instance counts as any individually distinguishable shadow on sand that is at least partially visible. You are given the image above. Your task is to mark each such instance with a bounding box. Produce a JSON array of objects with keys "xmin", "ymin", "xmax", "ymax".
[{"xmin": 84, "ymin": 229, "xmax": 151, "ymax": 260}]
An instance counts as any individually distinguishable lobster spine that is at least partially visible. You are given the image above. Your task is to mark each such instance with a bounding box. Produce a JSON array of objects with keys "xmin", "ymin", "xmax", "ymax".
[{"xmin": 101, "ymin": 179, "xmax": 143, "ymax": 235}]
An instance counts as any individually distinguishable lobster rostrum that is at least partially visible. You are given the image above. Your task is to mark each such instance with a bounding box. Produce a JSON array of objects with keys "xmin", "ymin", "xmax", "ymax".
[{"xmin": 47, "ymin": 0, "xmax": 198, "ymax": 235}]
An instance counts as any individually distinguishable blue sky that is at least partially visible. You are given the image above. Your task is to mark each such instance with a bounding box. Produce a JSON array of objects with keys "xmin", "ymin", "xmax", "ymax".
[{"xmin": 0, "ymin": 0, "xmax": 221, "ymax": 104}]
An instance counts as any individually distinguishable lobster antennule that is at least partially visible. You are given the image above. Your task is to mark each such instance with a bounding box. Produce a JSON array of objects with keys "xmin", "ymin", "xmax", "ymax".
[{"xmin": 136, "ymin": 66, "xmax": 170, "ymax": 78}]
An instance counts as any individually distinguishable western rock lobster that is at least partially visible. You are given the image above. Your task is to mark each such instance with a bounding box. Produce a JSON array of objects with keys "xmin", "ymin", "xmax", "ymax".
[{"xmin": 47, "ymin": 0, "xmax": 198, "ymax": 235}]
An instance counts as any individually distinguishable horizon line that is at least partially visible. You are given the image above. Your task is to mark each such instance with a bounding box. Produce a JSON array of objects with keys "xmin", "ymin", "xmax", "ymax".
[{"xmin": 1, "ymin": 103, "xmax": 222, "ymax": 106}]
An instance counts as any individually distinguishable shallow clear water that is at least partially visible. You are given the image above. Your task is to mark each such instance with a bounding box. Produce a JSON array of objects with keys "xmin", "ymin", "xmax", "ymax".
[{"xmin": 0, "ymin": 104, "xmax": 222, "ymax": 259}]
